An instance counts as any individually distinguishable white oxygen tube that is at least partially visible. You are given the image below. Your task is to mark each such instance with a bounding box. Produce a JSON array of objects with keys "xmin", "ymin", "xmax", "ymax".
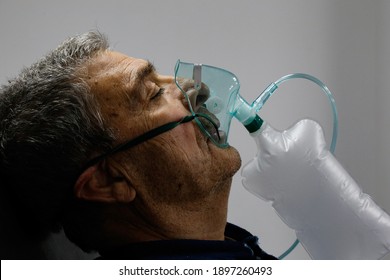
[{"xmin": 241, "ymin": 119, "xmax": 390, "ymax": 259}]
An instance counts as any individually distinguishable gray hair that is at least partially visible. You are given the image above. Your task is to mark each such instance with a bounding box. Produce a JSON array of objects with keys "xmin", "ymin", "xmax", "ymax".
[{"xmin": 0, "ymin": 31, "xmax": 115, "ymax": 242}]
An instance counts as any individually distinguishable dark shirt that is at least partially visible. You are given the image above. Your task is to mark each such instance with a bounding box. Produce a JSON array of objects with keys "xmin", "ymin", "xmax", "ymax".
[{"xmin": 98, "ymin": 223, "xmax": 277, "ymax": 260}]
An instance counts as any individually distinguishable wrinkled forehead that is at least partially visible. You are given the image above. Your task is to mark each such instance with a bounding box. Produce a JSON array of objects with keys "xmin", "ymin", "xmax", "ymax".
[
  {"xmin": 82, "ymin": 52, "xmax": 158, "ymax": 133},
  {"xmin": 84, "ymin": 51, "xmax": 154, "ymax": 83},
  {"xmin": 82, "ymin": 51, "xmax": 157, "ymax": 104}
]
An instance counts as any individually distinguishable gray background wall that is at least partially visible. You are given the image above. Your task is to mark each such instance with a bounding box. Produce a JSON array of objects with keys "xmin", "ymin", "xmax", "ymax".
[{"xmin": 1, "ymin": 0, "xmax": 389, "ymax": 259}]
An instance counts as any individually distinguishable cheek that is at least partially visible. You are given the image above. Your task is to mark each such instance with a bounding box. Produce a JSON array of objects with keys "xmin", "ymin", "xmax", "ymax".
[
  {"xmin": 169, "ymin": 123, "xmax": 203, "ymax": 151},
  {"xmin": 122, "ymin": 138, "xmax": 199, "ymax": 201},
  {"xmin": 142, "ymin": 125, "xmax": 206, "ymax": 176},
  {"xmin": 149, "ymin": 91, "xmax": 190, "ymax": 125},
  {"xmin": 151, "ymin": 106, "xmax": 189, "ymax": 127}
]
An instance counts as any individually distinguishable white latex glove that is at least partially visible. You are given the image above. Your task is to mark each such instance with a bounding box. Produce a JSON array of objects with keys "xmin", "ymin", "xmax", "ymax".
[{"xmin": 242, "ymin": 119, "xmax": 390, "ymax": 259}]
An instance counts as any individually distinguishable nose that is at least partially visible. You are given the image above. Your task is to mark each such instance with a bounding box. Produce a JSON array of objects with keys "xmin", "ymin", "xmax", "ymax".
[{"xmin": 186, "ymin": 83, "xmax": 210, "ymax": 112}]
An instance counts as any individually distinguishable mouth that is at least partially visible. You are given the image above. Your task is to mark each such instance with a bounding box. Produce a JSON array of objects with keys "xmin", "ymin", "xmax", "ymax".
[{"xmin": 195, "ymin": 106, "xmax": 227, "ymax": 145}]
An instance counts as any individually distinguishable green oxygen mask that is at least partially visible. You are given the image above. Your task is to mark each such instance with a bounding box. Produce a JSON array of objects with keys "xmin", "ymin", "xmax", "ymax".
[
  {"xmin": 174, "ymin": 60, "xmax": 274, "ymax": 148},
  {"xmin": 174, "ymin": 60, "xmax": 240, "ymax": 148},
  {"xmin": 175, "ymin": 60, "xmax": 338, "ymax": 150}
]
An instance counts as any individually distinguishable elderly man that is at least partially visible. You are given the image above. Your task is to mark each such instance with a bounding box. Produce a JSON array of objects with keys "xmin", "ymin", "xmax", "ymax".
[{"xmin": 0, "ymin": 32, "xmax": 275, "ymax": 259}]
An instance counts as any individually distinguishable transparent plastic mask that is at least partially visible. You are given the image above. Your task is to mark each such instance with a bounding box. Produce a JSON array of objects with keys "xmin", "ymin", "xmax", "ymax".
[{"xmin": 174, "ymin": 60, "xmax": 240, "ymax": 148}]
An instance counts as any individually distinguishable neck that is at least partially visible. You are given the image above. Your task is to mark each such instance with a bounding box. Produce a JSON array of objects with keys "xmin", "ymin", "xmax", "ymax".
[{"xmin": 100, "ymin": 181, "xmax": 231, "ymax": 249}]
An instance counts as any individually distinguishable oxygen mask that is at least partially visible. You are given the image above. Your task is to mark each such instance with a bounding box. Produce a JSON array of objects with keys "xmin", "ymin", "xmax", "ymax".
[
  {"xmin": 175, "ymin": 60, "xmax": 338, "ymax": 150},
  {"xmin": 174, "ymin": 60, "xmax": 276, "ymax": 148},
  {"xmin": 174, "ymin": 60, "xmax": 240, "ymax": 148}
]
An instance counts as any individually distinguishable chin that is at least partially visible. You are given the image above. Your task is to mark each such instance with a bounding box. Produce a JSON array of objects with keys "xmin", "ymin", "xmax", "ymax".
[
  {"xmin": 227, "ymin": 146, "xmax": 242, "ymax": 175},
  {"xmin": 209, "ymin": 142, "xmax": 242, "ymax": 178}
]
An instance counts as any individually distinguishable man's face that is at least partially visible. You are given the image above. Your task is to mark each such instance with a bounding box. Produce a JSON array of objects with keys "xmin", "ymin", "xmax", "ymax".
[{"xmin": 85, "ymin": 51, "xmax": 241, "ymax": 206}]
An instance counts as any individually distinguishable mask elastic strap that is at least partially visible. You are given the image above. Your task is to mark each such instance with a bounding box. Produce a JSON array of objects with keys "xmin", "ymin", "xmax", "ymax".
[{"xmin": 82, "ymin": 115, "xmax": 196, "ymax": 169}]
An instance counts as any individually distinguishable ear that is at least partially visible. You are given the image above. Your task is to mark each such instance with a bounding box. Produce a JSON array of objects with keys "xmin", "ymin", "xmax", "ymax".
[{"xmin": 74, "ymin": 162, "xmax": 136, "ymax": 203}]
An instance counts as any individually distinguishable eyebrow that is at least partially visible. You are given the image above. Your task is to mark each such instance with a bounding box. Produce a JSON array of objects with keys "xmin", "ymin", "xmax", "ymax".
[
  {"xmin": 135, "ymin": 61, "xmax": 156, "ymax": 82},
  {"xmin": 128, "ymin": 61, "xmax": 157, "ymax": 101}
]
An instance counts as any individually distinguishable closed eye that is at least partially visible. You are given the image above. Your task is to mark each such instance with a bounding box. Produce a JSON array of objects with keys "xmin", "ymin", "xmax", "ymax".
[{"xmin": 151, "ymin": 87, "xmax": 165, "ymax": 100}]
